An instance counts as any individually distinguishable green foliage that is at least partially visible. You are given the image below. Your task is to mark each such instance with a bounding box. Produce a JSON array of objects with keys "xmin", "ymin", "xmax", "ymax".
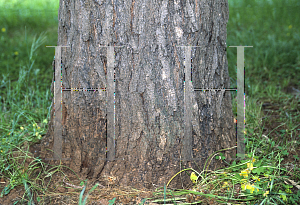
[{"xmin": 78, "ymin": 183, "xmax": 100, "ymax": 205}]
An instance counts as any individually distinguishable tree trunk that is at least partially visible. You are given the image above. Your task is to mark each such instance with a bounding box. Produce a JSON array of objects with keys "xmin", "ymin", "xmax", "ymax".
[{"xmin": 41, "ymin": 0, "xmax": 236, "ymax": 190}]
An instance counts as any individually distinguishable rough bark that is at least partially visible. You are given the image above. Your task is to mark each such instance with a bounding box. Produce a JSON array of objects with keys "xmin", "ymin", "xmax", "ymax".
[{"xmin": 40, "ymin": 0, "xmax": 236, "ymax": 190}]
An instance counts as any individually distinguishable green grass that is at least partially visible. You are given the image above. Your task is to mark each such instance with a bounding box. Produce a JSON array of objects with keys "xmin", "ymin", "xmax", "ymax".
[{"xmin": 0, "ymin": 0, "xmax": 300, "ymax": 204}]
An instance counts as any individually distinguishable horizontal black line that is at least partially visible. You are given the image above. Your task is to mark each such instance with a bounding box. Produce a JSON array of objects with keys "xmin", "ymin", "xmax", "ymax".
[
  {"xmin": 50, "ymin": 44, "xmax": 233, "ymax": 48},
  {"xmin": 62, "ymin": 89, "xmax": 105, "ymax": 91},
  {"xmin": 60, "ymin": 88, "xmax": 237, "ymax": 91},
  {"xmin": 62, "ymin": 88, "xmax": 105, "ymax": 90},
  {"xmin": 194, "ymin": 88, "xmax": 237, "ymax": 90}
]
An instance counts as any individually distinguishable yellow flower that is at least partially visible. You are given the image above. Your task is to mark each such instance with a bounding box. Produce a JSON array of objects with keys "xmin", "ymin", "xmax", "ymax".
[
  {"xmin": 38, "ymin": 126, "xmax": 40, "ymax": 129},
  {"xmin": 20, "ymin": 127, "xmax": 24, "ymax": 130},
  {"xmin": 222, "ymin": 172, "xmax": 227, "ymax": 177},
  {"xmin": 245, "ymin": 184, "xmax": 255, "ymax": 193},
  {"xmin": 190, "ymin": 172, "xmax": 198, "ymax": 184},
  {"xmin": 1, "ymin": 28, "xmax": 6, "ymax": 32},
  {"xmin": 240, "ymin": 170, "xmax": 249, "ymax": 178},
  {"xmin": 33, "ymin": 123, "xmax": 36, "ymax": 127},
  {"xmin": 241, "ymin": 184, "xmax": 245, "ymax": 190},
  {"xmin": 288, "ymin": 25, "xmax": 292, "ymax": 29},
  {"xmin": 36, "ymin": 132, "xmax": 38, "ymax": 136},
  {"xmin": 14, "ymin": 51, "xmax": 19, "ymax": 56},
  {"xmin": 222, "ymin": 181, "xmax": 228, "ymax": 188},
  {"xmin": 247, "ymin": 163, "xmax": 253, "ymax": 171},
  {"xmin": 263, "ymin": 190, "xmax": 269, "ymax": 197}
]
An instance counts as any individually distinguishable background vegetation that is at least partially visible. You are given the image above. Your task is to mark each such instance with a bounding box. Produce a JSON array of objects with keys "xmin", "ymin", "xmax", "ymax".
[{"xmin": 0, "ymin": 0, "xmax": 299, "ymax": 204}]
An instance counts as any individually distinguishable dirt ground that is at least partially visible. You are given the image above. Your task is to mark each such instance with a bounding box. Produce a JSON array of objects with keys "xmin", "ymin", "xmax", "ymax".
[
  {"xmin": 0, "ymin": 141, "xmax": 159, "ymax": 205},
  {"xmin": 1, "ymin": 91, "xmax": 299, "ymax": 204}
]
